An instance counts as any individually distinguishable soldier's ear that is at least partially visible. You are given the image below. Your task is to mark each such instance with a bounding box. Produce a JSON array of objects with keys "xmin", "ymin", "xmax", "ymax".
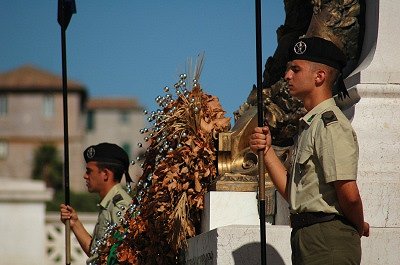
[
  {"xmin": 315, "ymin": 69, "xmax": 326, "ymax": 87},
  {"xmin": 102, "ymin": 168, "xmax": 113, "ymax": 181}
]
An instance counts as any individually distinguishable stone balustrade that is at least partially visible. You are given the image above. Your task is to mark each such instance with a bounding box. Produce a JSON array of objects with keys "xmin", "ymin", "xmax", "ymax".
[{"xmin": 45, "ymin": 213, "xmax": 97, "ymax": 265}]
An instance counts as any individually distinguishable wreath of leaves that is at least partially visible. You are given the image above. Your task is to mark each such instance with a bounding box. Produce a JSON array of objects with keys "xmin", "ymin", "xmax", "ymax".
[{"xmin": 98, "ymin": 76, "xmax": 230, "ymax": 264}]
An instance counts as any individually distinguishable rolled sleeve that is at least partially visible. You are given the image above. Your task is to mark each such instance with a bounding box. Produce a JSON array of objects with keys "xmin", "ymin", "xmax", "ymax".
[{"xmin": 316, "ymin": 120, "xmax": 359, "ymax": 183}]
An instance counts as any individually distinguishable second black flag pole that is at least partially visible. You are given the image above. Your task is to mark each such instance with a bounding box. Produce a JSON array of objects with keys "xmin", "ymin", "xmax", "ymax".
[
  {"xmin": 255, "ymin": 0, "xmax": 267, "ymax": 264},
  {"xmin": 57, "ymin": 0, "xmax": 76, "ymax": 264}
]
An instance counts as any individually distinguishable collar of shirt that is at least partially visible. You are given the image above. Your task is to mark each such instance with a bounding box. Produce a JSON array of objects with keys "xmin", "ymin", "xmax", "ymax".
[
  {"xmin": 299, "ymin": 98, "xmax": 336, "ymax": 129},
  {"xmin": 98, "ymin": 183, "xmax": 123, "ymax": 210}
]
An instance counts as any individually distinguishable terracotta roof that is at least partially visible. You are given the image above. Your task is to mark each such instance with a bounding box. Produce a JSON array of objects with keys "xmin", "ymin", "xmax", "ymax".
[
  {"xmin": 0, "ymin": 64, "xmax": 86, "ymax": 92},
  {"xmin": 87, "ymin": 98, "xmax": 142, "ymax": 110}
]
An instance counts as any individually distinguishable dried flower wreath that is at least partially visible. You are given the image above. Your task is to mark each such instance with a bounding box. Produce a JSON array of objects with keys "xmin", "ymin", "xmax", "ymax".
[{"xmin": 95, "ymin": 56, "xmax": 230, "ymax": 264}]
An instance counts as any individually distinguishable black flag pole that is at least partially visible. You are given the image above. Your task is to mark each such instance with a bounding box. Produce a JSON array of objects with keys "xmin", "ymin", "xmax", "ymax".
[
  {"xmin": 57, "ymin": 1, "xmax": 76, "ymax": 264},
  {"xmin": 255, "ymin": 0, "xmax": 267, "ymax": 264}
]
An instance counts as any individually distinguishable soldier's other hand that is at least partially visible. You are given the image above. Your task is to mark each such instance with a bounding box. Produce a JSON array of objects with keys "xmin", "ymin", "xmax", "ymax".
[
  {"xmin": 249, "ymin": 126, "xmax": 272, "ymax": 154},
  {"xmin": 60, "ymin": 204, "xmax": 78, "ymax": 228},
  {"xmin": 361, "ymin": 221, "xmax": 370, "ymax": 237}
]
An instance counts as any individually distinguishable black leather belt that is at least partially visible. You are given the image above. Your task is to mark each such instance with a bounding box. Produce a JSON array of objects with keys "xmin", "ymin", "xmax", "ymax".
[{"xmin": 290, "ymin": 212, "xmax": 340, "ymax": 229}]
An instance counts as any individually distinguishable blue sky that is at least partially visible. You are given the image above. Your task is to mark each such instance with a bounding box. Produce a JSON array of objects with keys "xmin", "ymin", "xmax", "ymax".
[{"xmin": 0, "ymin": 1, "xmax": 284, "ymax": 122}]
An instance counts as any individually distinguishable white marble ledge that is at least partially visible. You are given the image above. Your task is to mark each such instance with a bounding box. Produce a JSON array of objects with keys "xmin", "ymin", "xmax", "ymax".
[
  {"xmin": 0, "ymin": 178, "xmax": 53, "ymax": 202},
  {"xmin": 186, "ymin": 225, "xmax": 292, "ymax": 265},
  {"xmin": 201, "ymin": 191, "xmax": 274, "ymax": 233},
  {"xmin": 352, "ymin": 84, "xmax": 400, "ymax": 97}
]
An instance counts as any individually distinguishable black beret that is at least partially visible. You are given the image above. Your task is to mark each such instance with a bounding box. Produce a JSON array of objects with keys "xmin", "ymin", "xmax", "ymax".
[
  {"xmin": 289, "ymin": 37, "xmax": 346, "ymax": 70},
  {"xmin": 84, "ymin": 142, "xmax": 129, "ymax": 171}
]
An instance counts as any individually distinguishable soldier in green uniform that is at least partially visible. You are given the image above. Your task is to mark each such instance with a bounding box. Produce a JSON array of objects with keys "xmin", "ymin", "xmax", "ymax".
[
  {"xmin": 250, "ymin": 37, "xmax": 369, "ymax": 264},
  {"xmin": 60, "ymin": 143, "xmax": 132, "ymax": 265}
]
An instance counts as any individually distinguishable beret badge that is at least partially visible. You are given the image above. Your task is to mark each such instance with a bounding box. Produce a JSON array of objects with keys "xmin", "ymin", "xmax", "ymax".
[
  {"xmin": 86, "ymin": 147, "xmax": 95, "ymax": 159},
  {"xmin": 294, "ymin": 41, "xmax": 307, "ymax": 55}
]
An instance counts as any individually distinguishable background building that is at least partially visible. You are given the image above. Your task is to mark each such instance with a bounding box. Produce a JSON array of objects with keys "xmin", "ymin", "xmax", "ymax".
[
  {"xmin": 0, "ymin": 65, "xmax": 145, "ymax": 191},
  {"xmin": 85, "ymin": 98, "xmax": 145, "ymax": 184}
]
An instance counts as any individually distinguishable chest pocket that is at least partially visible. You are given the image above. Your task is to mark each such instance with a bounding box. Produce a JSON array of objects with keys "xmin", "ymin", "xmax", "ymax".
[{"xmin": 293, "ymin": 149, "xmax": 313, "ymax": 184}]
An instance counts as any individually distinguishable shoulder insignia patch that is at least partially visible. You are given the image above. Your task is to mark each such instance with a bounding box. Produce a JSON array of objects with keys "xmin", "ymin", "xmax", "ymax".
[
  {"xmin": 321, "ymin": 111, "xmax": 338, "ymax": 126},
  {"xmin": 112, "ymin": 194, "xmax": 123, "ymax": 205}
]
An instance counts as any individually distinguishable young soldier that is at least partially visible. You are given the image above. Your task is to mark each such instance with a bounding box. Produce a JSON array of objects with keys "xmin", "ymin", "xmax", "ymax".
[
  {"xmin": 250, "ymin": 37, "xmax": 369, "ymax": 264},
  {"xmin": 60, "ymin": 143, "xmax": 132, "ymax": 264}
]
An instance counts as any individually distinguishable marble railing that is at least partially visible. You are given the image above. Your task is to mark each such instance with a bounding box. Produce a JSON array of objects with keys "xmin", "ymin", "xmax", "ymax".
[{"xmin": 45, "ymin": 212, "xmax": 97, "ymax": 265}]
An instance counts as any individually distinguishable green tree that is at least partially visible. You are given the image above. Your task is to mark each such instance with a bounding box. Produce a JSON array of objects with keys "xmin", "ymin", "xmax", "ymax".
[
  {"xmin": 32, "ymin": 144, "xmax": 63, "ymax": 191},
  {"xmin": 32, "ymin": 144, "xmax": 99, "ymax": 212}
]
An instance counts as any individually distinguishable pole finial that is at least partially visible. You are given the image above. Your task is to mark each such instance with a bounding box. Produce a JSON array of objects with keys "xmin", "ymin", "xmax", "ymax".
[{"xmin": 57, "ymin": 0, "xmax": 77, "ymax": 29}]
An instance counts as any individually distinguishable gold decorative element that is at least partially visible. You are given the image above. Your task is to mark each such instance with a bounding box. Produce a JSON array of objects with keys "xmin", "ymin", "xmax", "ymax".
[
  {"xmin": 307, "ymin": 0, "xmax": 361, "ymax": 57},
  {"xmin": 218, "ymin": 106, "xmax": 258, "ymax": 178}
]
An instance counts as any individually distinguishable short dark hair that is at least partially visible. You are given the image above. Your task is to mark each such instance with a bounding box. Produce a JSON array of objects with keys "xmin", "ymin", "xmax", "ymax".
[
  {"xmin": 96, "ymin": 161, "xmax": 125, "ymax": 182},
  {"xmin": 309, "ymin": 61, "xmax": 340, "ymax": 87}
]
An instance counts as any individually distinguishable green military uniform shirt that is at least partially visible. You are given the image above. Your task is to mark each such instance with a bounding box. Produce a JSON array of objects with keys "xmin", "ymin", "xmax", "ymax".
[
  {"xmin": 87, "ymin": 183, "xmax": 131, "ymax": 265},
  {"xmin": 289, "ymin": 98, "xmax": 359, "ymax": 215}
]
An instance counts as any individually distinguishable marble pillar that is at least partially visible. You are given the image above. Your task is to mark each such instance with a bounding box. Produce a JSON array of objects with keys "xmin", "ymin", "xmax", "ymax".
[{"xmin": 0, "ymin": 178, "xmax": 52, "ymax": 265}]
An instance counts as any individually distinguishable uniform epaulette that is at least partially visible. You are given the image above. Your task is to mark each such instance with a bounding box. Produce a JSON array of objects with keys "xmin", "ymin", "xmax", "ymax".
[
  {"xmin": 112, "ymin": 194, "xmax": 123, "ymax": 205},
  {"xmin": 321, "ymin": 111, "xmax": 338, "ymax": 126}
]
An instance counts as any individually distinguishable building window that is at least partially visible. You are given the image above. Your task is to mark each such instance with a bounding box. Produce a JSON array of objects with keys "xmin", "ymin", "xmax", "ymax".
[
  {"xmin": 120, "ymin": 111, "xmax": 129, "ymax": 123},
  {"xmin": 0, "ymin": 95, "xmax": 7, "ymax": 116},
  {"xmin": 87, "ymin": 110, "xmax": 94, "ymax": 130},
  {"xmin": 0, "ymin": 140, "xmax": 8, "ymax": 159},
  {"xmin": 43, "ymin": 95, "xmax": 54, "ymax": 118}
]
